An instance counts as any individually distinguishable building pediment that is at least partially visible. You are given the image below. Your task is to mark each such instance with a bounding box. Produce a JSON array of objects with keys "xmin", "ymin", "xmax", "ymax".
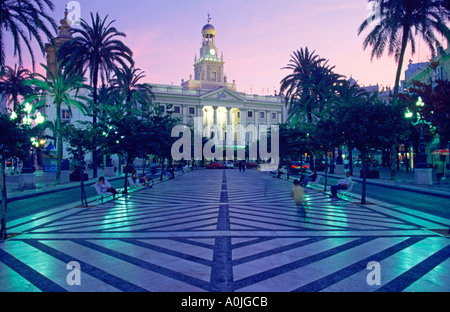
[{"xmin": 200, "ymin": 87, "xmax": 247, "ymax": 102}]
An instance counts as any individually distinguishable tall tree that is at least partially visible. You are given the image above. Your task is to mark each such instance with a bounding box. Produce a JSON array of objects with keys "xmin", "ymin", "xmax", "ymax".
[
  {"xmin": 110, "ymin": 65, "xmax": 154, "ymax": 115},
  {"xmin": 0, "ymin": 65, "xmax": 34, "ymax": 116},
  {"xmin": 58, "ymin": 12, "xmax": 134, "ymax": 178},
  {"xmin": 334, "ymin": 95, "xmax": 409, "ymax": 204},
  {"xmin": 0, "ymin": 113, "xmax": 33, "ymax": 239},
  {"xmin": 0, "ymin": 0, "xmax": 57, "ymax": 69},
  {"xmin": 358, "ymin": 0, "xmax": 450, "ymax": 105},
  {"xmin": 280, "ymin": 47, "xmax": 341, "ymax": 124},
  {"xmin": 24, "ymin": 63, "xmax": 88, "ymax": 185},
  {"xmin": 333, "ymin": 79, "xmax": 369, "ymax": 173},
  {"xmin": 62, "ymin": 122, "xmax": 101, "ymax": 207}
]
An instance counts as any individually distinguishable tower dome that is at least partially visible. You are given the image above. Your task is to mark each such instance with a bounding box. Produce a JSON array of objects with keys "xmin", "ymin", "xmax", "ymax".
[{"xmin": 202, "ymin": 14, "xmax": 216, "ymax": 38}]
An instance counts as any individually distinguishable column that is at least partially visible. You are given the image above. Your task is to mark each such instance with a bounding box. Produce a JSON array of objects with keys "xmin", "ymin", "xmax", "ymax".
[
  {"xmin": 240, "ymin": 108, "xmax": 246, "ymax": 146},
  {"xmin": 214, "ymin": 106, "xmax": 218, "ymax": 126},
  {"xmin": 240, "ymin": 108, "xmax": 246, "ymax": 127},
  {"xmin": 182, "ymin": 106, "xmax": 188, "ymax": 124},
  {"xmin": 255, "ymin": 110, "xmax": 259, "ymax": 141}
]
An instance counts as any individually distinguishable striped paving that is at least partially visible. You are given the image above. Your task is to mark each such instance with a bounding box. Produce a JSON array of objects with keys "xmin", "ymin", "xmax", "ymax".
[{"xmin": 0, "ymin": 169, "xmax": 449, "ymax": 292}]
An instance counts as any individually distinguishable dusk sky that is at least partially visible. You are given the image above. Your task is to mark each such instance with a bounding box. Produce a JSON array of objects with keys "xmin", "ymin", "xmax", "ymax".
[{"xmin": 6, "ymin": 0, "xmax": 445, "ymax": 96}]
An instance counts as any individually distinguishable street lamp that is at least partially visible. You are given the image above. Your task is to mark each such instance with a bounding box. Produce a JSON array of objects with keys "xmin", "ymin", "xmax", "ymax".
[
  {"xmin": 414, "ymin": 97, "xmax": 428, "ymax": 169},
  {"xmin": 405, "ymin": 96, "xmax": 433, "ymax": 185}
]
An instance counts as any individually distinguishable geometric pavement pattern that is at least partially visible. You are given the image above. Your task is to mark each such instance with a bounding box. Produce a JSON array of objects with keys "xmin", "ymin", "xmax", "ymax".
[{"xmin": 0, "ymin": 169, "xmax": 449, "ymax": 292}]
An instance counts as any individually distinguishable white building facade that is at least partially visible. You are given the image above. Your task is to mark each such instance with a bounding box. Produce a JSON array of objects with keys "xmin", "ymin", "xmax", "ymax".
[
  {"xmin": 42, "ymin": 14, "xmax": 286, "ymax": 163},
  {"xmin": 149, "ymin": 18, "xmax": 286, "ymax": 144}
]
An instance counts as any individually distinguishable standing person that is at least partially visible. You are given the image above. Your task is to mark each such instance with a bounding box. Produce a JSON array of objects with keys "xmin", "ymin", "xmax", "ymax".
[
  {"xmin": 242, "ymin": 160, "xmax": 246, "ymax": 172},
  {"xmin": 435, "ymin": 156, "xmax": 445, "ymax": 185},
  {"xmin": 97, "ymin": 177, "xmax": 119, "ymax": 200},
  {"xmin": 292, "ymin": 179, "xmax": 306, "ymax": 216},
  {"xmin": 330, "ymin": 171, "xmax": 352, "ymax": 198},
  {"xmin": 344, "ymin": 157, "xmax": 350, "ymax": 172},
  {"xmin": 239, "ymin": 160, "xmax": 242, "ymax": 172}
]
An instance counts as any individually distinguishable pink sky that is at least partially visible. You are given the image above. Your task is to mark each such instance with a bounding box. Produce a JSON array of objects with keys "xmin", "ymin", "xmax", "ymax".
[{"xmin": 5, "ymin": 0, "xmax": 444, "ymax": 95}]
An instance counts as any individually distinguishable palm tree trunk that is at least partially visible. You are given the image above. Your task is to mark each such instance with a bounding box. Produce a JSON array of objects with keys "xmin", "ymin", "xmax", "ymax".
[
  {"xmin": 160, "ymin": 158, "xmax": 165, "ymax": 181},
  {"xmin": 55, "ymin": 102, "xmax": 62, "ymax": 185},
  {"xmin": 361, "ymin": 153, "xmax": 368, "ymax": 205},
  {"xmin": 124, "ymin": 158, "xmax": 131, "ymax": 195},
  {"xmin": 348, "ymin": 146, "xmax": 353, "ymax": 175},
  {"xmin": 80, "ymin": 159, "xmax": 87, "ymax": 207},
  {"xmin": 0, "ymin": 157, "xmax": 8, "ymax": 239},
  {"xmin": 393, "ymin": 24, "xmax": 410, "ymax": 106},
  {"xmin": 323, "ymin": 154, "xmax": 329, "ymax": 192},
  {"xmin": 92, "ymin": 66, "xmax": 99, "ymax": 179}
]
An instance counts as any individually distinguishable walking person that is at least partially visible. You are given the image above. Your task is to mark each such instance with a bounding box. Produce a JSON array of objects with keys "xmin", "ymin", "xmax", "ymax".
[
  {"xmin": 239, "ymin": 161, "xmax": 242, "ymax": 172},
  {"xmin": 292, "ymin": 179, "xmax": 306, "ymax": 216}
]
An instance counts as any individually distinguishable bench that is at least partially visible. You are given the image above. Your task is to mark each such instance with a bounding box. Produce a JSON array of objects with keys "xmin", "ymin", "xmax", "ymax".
[
  {"xmin": 128, "ymin": 177, "xmax": 143, "ymax": 189},
  {"xmin": 306, "ymin": 175, "xmax": 322, "ymax": 187},
  {"xmin": 92, "ymin": 184, "xmax": 114, "ymax": 204},
  {"xmin": 337, "ymin": 181, "xmax": 357, "ymax": 199}
]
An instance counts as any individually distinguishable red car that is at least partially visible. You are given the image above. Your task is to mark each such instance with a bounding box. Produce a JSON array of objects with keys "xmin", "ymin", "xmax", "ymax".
[
  {"xmin": 206, "ymin": 162, "xmax": 225, "ymax": 169},
  {"xmin": 246, "ymin": 161, "xmax": 259, "ymax": 169}
]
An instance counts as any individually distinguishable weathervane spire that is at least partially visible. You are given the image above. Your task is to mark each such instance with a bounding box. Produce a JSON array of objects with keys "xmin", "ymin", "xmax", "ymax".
[{"xmin": 207, "ymin": 13, "xmax": 211, "ymax": 24}]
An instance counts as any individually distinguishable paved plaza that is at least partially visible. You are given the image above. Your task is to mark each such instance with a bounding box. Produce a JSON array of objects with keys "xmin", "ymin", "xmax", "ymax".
[{"xmin": 0, "ymin": 169, "xmax": 449, "ymax": 292}]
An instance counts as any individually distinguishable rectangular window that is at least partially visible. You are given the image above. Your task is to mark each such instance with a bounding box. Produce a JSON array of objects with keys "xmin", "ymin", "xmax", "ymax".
[
  {"xmin": 189, "ymin": 107, "xmax": 195, "ymax": 115},
  {"xmin": 61, "ymin": 109, "xmax": 71, "ymax": 120},
  {"xmin": 248, "ymin": 111, "xmax": 253, "ymax": 118},
  {"xmin": 174, "ymin": 106, "xmax": 181, "ymax": 114},
  {"xmin": 260, "ymin": 112, "xmax": 265, "ymax": 119},
  {"xmin": 237, "ymin": 112, "xmax": 240, "ymax": 118},
  {"xmin": 159, "ymin": 105, "xmax": 165, "ymax": 113},
  {"xmin": 272, "ymin": 113, "xmax": 277, "ymax": 119}
]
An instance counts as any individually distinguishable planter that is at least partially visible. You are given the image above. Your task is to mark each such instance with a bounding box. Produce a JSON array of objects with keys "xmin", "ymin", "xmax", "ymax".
[
  {"xmin": 360, "ymin": 169, "xmax": 379, "ymax": 179},
  {"xmin": 70, "ymin": 169, "xmax": 89, "ymax": 181}
]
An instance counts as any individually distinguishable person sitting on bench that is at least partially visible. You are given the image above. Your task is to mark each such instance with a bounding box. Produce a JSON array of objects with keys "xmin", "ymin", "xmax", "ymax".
[
  {"xmin": 97, "ymin": 177, "xmax": 119, "ymax": 200},
  {"xmin": 301, "ymin": 169, "xmax": 317, "ymax": 187},
  {"xmin": 330, "ymin": 172, "xmax": 352, "ymax": 198}
]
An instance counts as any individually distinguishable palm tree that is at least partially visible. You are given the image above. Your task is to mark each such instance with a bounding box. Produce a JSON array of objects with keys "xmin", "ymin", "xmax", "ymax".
[
  {"xmin": 0, "ymin": 64, "xmax": 34, "ymax": 116},
  {"xmin": 358, "ymin": 0, "xmax": 450, "ymax": 105},
  {"xmin": 58, "ymin": 12, "xmax": 134, "ymax": 178},
  {"xmin": 0, "ymin": 0, "xmax": 57, "ymax": 69},
  {"xmin": 24, "ymin": 63, "xmax": 88, "ymax": 184},
  {"xmin": 111, "ymin": 65, "xmax": 154, "ymax": 114},
  {"xmin": 280, "ymin": 47, "xmax": 340, "ymax": 124}
]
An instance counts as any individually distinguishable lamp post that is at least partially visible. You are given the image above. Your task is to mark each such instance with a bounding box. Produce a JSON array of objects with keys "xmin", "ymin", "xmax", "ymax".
[
  {"xmin": 414, "ymin": 97, "xmax": 428, "ymax": 169},
  {"xmin": 405, "ymin": 97, "xmax": 432, "ymax": 185}
]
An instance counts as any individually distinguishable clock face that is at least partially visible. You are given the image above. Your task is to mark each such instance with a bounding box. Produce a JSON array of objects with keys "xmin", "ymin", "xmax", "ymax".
[{"xmin": 209, "ymin": 49, "xmax": 216, "ymax": 55}]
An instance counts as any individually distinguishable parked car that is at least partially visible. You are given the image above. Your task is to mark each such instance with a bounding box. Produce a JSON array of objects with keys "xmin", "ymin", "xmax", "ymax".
[
  {"xmin": 225, "ymin": 161, "xmax": 234, "ymax": 169},
  {"xmin": 246, "ymin": 161, "xmax": 258, "ymax": 169},
  {"xmin": 287, "ymin": 161, "xmax": 309, "ymax": 174},
  {"xmin": 206, "ymin": 162, "xmax": 225, "ymax": 169}
]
